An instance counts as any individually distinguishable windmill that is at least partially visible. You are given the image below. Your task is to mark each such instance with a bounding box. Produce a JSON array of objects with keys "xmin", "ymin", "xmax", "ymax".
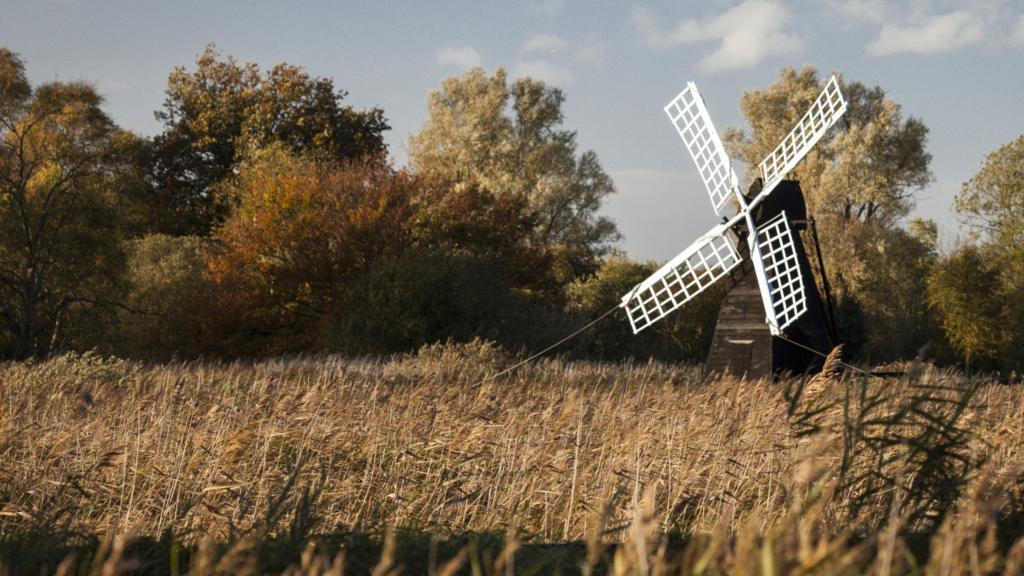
[{"xmin": 621, "ymin": 76, "xmax": 847, "ymax": 379}]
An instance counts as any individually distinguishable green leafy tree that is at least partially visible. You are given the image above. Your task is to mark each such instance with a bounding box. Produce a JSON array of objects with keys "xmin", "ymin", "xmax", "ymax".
[
  {"xmin": 955, "ymin": 135, "xmax": 1024, "ymax": 260},
  {"xmin": 724, "ymin": 66, "xmax": 933, "ymax": 359},
  {"xmin": 855, "ymin": 221, "xmax": 939, "ymax": 360},
  {"xmin": 927, "ymin": 245, "xmax": 1007, "ymax": 369},
  {"xmin": 567, "ymin": 258, "xmax": 659, "ymax": 360},
  {"xmin": 409, "ymin": 68, "xmax": 619, "ymax": 275},
  {"xmin": 952, "ymin": 135, "xmax": 1024, "ymax": 369},
  {"xmin": 0, "ymin": 48, "xmax": 130, "ymax": 359},
  {"xmin": 152, "ymin": 45, "xmax": 389, "ymax": 234}
]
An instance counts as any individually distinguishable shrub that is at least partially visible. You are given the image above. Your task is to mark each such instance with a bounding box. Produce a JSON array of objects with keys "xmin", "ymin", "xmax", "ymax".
[
  {"xmin": 567, "ymin": 257, "xmax": 722, "ymax": 361},
  {"xmin": 322, "ymin": 249, "xmax": 558, "ymax": 355}
]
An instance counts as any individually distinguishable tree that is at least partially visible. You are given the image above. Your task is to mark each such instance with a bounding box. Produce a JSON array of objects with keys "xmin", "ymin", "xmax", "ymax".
[
  {"xmin": 955, "ymin": 135, "xmax": 1024, "ymax": 257},
  {"xmin": 326, "ymin": 179, "xmax": 565, "ymax": 354},
  {"xmin": 111, "ymin": 234, "xmax": 214, "ymax": 359},
  {"xmin": 927, "ymin": 245, "xmax": 1007, "ymax": 369},
  {"xmin": 0, "ymin": 48, "xmax": 130, "ymax": 359},
  {"xmin": 206, "ymin": 147, "xmax": 412, "ymax": 353},
  {"xmin": 725, "ymin": 66, "xmax": 932, "ymax": 228},
  {"xmin": 409, "ymin": 68, "xmax": 619, "ymax": 275},
  {"xmin": 408, "ymin": 178, "xmax": 558, "ymax": 298},
  {"xmin": 152, "ymin": 45, "xmax": 390, "ymax": 234},
  {"xmin": 854, "ymin": 221, "xmax": 939, "ymax": 360},
  {"xmin": 724, "ymin": 66, "xmax": 933, "ymax": 358},
  {"xmin": 952, "ymin": 135, "xmax": 1024, "ymax": 369},
  {"xmin": 207, "ymin": 144, "xmax": 568, "ymax": 355}
]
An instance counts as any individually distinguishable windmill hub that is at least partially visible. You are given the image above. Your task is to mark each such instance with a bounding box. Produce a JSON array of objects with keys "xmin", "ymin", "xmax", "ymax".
[{"xmin": 621, "ymin": 76, "xmax": 847, "ymax": 379}]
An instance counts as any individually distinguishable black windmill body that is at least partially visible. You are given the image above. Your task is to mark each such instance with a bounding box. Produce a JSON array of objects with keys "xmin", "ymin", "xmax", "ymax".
[{"xmin": 704, "ymin": 179, "xmax": 837, "ymax": 379}]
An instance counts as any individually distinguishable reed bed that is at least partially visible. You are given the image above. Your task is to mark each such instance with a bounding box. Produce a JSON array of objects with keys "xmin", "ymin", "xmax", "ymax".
[{"xmin": 1, "ymin": 342, "xmax": 1023, "ymax": 574}]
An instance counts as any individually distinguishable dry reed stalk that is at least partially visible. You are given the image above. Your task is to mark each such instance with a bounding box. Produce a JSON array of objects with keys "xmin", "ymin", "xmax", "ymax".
[{"xmin": 0, "ymin": 347, "xmax": 1022, "ymax": 574}]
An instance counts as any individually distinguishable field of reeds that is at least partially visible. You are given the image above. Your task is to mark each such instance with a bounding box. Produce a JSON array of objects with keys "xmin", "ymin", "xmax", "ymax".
[{"xmin": 2, "ymin": 340, "xmax": 1024, "ymax": 574}]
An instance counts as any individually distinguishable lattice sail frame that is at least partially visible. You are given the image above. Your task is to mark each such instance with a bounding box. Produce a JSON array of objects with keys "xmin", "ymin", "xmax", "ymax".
[
  {"xmin": 758, "ymin": 75, "xmax": 847, "ymax": 194},
  {"xmin": 755, "ymin": 211, "xmax": 806, "ymax": 331},
  {"xmin": 621, "ymin": 224, "xmax": 741, "ymax": 333},
  {"xmin": 664, "ymin": 83, "xmax": 741, "ymax": 216}
]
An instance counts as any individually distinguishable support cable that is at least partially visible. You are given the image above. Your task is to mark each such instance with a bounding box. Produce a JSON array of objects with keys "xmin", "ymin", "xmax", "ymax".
[
  {"xmin": 770, "ymin": 326, "xmax": 896, "ymax": 380},
  {"xmin": 474, "ymin": 302, "xmax": 900, "ymax": 387},
  {"xmin": 473, "ymin": 304, "xmax": 621, "ymax": 386}
]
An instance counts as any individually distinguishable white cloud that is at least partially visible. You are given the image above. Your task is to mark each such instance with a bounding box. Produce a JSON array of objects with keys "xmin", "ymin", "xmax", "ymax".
[
  {"xmin": 631, "ymin": 1, "xmax": 801, "ymax": 73},
  {"xmin": 511, "ymin": 58, "xmax": 575, "ymax": 85},
  {"xmin": 828, "ymin": 0, "xmax": 891, "ymax": 24},
  {"xmin": 867, "ymin": 10, "xmax": 985, "ymax": 55},
  {"xmin": 1012, "ymin": 14, "xmax": 1024, "ymax": 46},
  {"xmin": 522, "ymin": 34, "xmax": 569, "ymax": 54},
  {"xmin": 435, "ymin": 45, "xmax": 482, "ymax": 71},
  {"xmin": 829, "ymin": 1, "xmax": 1022, "ymax": 54}
]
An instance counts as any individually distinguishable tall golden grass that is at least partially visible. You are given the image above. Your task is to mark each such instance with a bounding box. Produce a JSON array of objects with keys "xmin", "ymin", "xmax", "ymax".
[{"xmin": 1, "ymin": 341, "xmax": 1023, "ymax": 574}]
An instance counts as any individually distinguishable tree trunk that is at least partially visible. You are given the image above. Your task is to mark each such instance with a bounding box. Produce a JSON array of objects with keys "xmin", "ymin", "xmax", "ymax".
[
  {"xmin": 14, "ymin": 285, "xmax": 40, "ymax": 360},
  {"xmin": 14, "ymin": 322, "xmax": 33, "ymax": 360}
]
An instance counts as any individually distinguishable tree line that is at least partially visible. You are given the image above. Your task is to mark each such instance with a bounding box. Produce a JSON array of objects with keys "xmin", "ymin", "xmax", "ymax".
[{"xmin": 0, "ymin": 46, "xmax": 1019, "ymax": 370}]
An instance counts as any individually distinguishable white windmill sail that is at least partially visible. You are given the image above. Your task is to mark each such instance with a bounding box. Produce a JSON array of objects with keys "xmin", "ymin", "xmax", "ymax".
[
  {"xmin": 621, "ymin": 223, "xmax": 741, "ymax": 333},
  {"xmin": 664, "ymin": 82, "xmax": 742, "ymax": 216},
  {"xmin": 755, "ymin": 211, "xmax": 807, "ymax": 331},
  {"xmin": 744, "ymin": 75, "xmax": 845, "ymax": 334},
  {"xmin": 757, "ymin": 75, "xmax": 847, "ymax": 197}
]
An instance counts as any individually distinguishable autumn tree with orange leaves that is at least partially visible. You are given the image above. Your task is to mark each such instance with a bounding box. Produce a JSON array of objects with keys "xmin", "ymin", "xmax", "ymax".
[{"xmin": 203, "ymin": 147, "xmax": 412, "ymax": 353}]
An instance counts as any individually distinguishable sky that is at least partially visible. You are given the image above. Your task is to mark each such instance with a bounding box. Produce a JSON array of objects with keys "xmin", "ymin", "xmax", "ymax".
[{"xmin": 3, "ymin": 0, "xmax": 1022, "ymax": 261}]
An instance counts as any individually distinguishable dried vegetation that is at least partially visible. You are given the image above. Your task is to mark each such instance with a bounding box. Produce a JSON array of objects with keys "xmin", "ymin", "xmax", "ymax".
[{"xmin": 2, "ymin": 341, "xmax": 1023, "ymax": 574}]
